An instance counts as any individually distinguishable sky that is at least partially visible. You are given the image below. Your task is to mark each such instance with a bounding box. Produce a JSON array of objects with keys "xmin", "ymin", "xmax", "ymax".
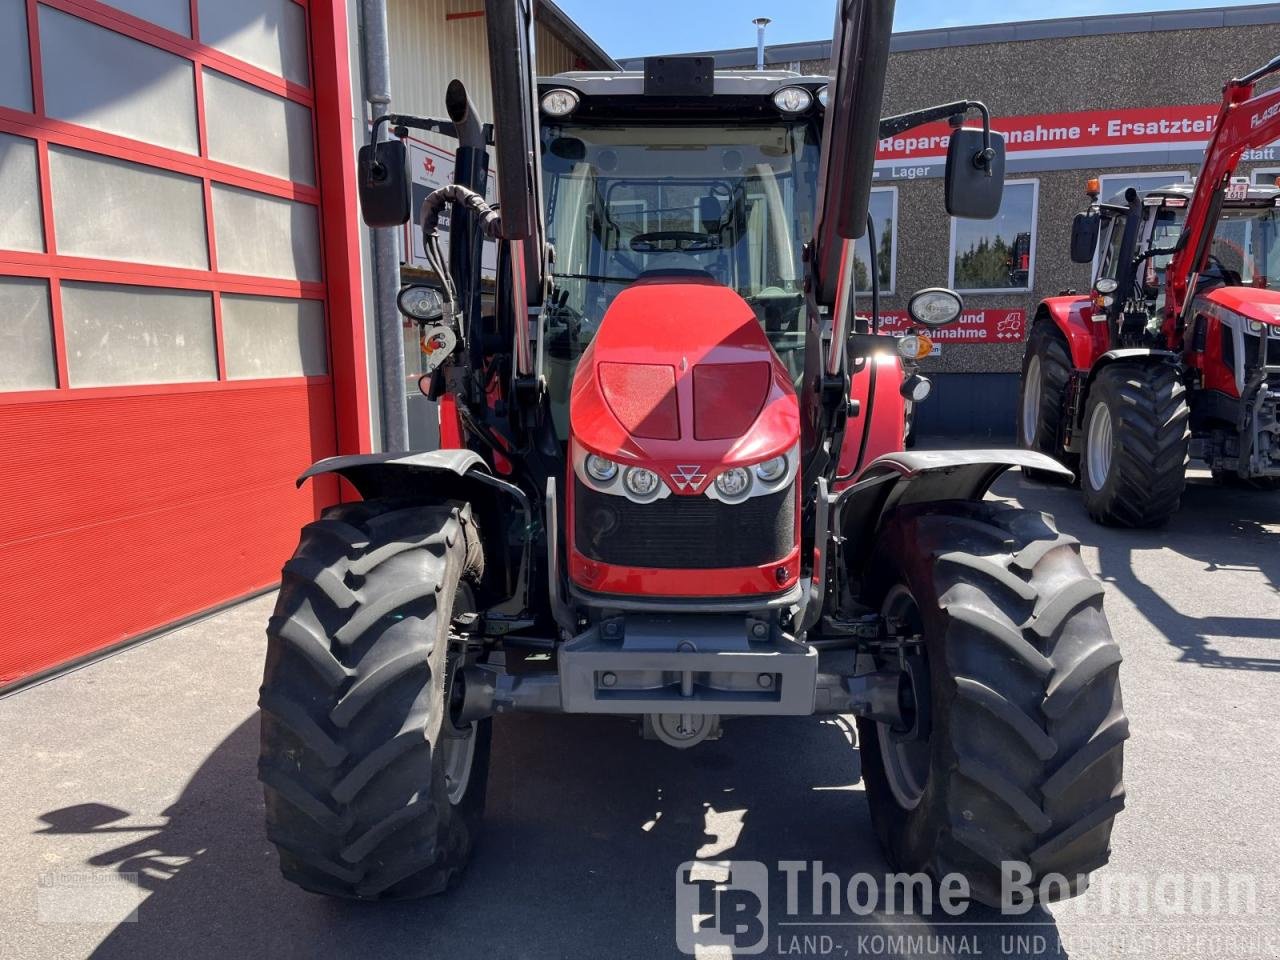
[{"xmin": 554, "ymin": 0, "xmax": 1274, "ymax": 60}]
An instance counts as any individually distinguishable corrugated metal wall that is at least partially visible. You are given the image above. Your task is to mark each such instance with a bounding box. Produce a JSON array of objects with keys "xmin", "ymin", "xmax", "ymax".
[{"xmin": 386, "ymin": 0, "xmax": 580, "ymax": 155}]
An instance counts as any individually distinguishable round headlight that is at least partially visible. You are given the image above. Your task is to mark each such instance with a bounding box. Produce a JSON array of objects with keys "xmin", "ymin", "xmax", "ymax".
[
  {"xmin": 624, "ymin": 467, "xmax": 661, "ymax": 499},
  {"xmin": 398, "ymin": 285, "xmax": 444, "ymax": 321},
  {"xmin": 772, "ymin": 87, "xmax": 813, "ymax": 113},
  {"xmin": 1095, "ymin": 277, "xmax": 1118, "ymax": 295},
  {"xmin": 1246, "ymin": 319, "xmax": 1264, "ymax": 334},
  {"xmin": 901, "ymin": 374, "xmax": 932, "ymax": 403},
  {"xmin": 585, "ymin": 455, "xmax": 618, "ymax": 483},
  {"xmin": 755, "ymin": 456, "xmax": 787, "ymax": 482},
  {"xmin": 816, "ymin": 85, "xmax": 829, "ymax": 109},
  {"xmin": 907, "ymin": 288, "xmax": 964, "ymax": 327},
  {"xmin": 540, "ymin": 88, "xmax": 579, "ymax": 117},
  {"xmin": 714, "ymin": 467, "xmax": 752, "ymax": 500}
]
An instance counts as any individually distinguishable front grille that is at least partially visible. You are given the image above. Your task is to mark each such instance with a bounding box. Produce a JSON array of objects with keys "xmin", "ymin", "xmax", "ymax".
[
  {"xmin": 573, "ymin": 478, "xmax": 795, "ymax": 569},
  {"xmin": 1224, "ymin": 327, "xmax": 1280, "ymax": 374}
]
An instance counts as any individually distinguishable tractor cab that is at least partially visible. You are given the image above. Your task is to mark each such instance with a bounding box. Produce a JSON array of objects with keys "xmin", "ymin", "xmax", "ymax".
[
  {"xmin": 1082, "ymin": 180, "xmax": 1280, "ymax": 350},
  {"xmin": 537, "ymin": 72, "xmax": 824, "ymax": 435}
]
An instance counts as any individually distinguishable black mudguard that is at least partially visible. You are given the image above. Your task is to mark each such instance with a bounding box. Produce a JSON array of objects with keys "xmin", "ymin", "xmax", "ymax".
[
  {"xmin": 299, "ymin": 450, "xmax": 533, "ymax": 614},
  {"xmin": 833, "ymin": 449, "xmax": 1070, "ymax": 577}
]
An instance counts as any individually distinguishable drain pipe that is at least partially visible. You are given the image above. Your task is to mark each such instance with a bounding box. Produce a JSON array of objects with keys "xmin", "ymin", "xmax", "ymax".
[
  {"xmin": 752, "ymin": 17, "xmax": 771, "ymax": 71},
  {"xmin": 360, "ymin": 0, "xmax": 409, "ymax": 452}
]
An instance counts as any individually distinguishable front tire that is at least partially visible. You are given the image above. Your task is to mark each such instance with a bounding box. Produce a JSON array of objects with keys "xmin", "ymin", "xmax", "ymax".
[
  {"xmin": 259, "ymin": 499, "xmax": 490, "ymax": 899},
  {"xmin": 858, "ymin": 500, "xmax": 1127, "ymax": 906},
  {"xmin": 1019, "ymin": 321, "xmax": 1076, "ymax": 483},
  {"xmin": 1080, "ymin": 363, "xmax": 1189, "ymax": 527}
]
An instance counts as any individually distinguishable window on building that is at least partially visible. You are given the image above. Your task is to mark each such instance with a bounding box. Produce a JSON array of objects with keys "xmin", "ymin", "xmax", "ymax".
[
  {"xmin": 1252, "ymin": 167, "xmax": 1280, "ymax": 187},
  {"xmin": 949, "ymin": 179, "xmax": 1038, "ymax": 292},
  {"xmin": 854, "ymin": 187, "xmax": 896, "ymax": 294}
]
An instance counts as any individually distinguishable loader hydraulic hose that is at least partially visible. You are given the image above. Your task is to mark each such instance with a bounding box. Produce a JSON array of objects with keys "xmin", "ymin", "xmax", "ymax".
[{"xmin": 418, "ymin": 184, "xmax": 501, "ymax": 313}]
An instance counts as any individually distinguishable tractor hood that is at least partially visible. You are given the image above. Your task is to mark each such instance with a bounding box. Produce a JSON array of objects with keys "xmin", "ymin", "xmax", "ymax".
[
  {"xmin": 569, "ymin": 275, "xmax": 799, "ymax": 494},
  {"xmin": 1202, "ymin": 285, "xmax": 1280, "ymax": 327}
]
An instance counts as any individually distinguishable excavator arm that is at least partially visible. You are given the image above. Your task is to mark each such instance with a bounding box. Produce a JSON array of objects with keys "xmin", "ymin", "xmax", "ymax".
[{"xmin": 1167, "ymin": 54, "xmax": 1280, "ymax": 329}]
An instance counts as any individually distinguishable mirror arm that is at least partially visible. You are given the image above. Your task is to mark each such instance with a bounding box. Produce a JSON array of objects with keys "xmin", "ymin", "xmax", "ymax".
[
  {"xmin": 368, "ymin": 113, "xmax": 499, "ymax": 149},
  {"xmin": 879, "ymin": 100, "xmax": 996, "ymax": 177}
]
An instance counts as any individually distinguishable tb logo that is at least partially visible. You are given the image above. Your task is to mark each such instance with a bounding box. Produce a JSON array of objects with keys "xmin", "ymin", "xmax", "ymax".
[{"xmin": 675, "ymin": 860, "xmax": 768, "ymax": 955}]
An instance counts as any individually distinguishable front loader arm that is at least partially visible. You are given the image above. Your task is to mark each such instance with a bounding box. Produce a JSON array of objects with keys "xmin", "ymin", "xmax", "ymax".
[{"xmin": 1167, "ymin": 55, "xmax": 1280, "ymax": 330}]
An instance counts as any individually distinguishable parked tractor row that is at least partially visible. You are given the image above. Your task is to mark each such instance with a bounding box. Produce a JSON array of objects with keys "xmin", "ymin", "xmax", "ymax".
[{"xmin": 1020, "ymin": 55, "xmax": 1280, "ymax": 525}]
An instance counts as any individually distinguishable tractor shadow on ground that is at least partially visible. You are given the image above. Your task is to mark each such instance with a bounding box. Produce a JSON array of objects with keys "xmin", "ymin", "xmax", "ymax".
[
  {"xmin": 38, "ymin": 711, "xmax": 1064, "ymax": 960},
  {"xmin": 1001, "ymin": 470, "xmax": 1280, "ymax": 671}
]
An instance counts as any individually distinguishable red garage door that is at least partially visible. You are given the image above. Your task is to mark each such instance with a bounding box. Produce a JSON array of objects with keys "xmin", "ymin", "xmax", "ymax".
[{"xmin": 0, "ymin": 0, "xmax": 368, "ymax": 687}]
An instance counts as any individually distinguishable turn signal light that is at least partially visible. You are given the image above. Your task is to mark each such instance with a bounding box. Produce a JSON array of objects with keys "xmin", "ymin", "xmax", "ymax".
[{"xmin": 896, "ymin": 334, "xmax": 934, "ymax": 360}]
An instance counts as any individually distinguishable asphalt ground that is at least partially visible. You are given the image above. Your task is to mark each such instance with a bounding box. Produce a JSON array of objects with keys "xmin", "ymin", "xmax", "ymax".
[{"xmin": 1, "ymin": 465, "xmax": 1278, "ymax": 960}]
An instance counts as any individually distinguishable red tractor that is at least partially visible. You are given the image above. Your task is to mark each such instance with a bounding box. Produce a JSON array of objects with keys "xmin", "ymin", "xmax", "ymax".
[
  {"xmin": 1020, "ymin": 55, "xmax": 1280, "ymax": 526},
  {"xmin": 258, "ymin": 0, "xmax": 1126, "ymax": 904}
]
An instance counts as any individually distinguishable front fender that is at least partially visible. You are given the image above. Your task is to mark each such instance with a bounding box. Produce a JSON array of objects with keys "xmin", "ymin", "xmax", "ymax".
[
  {"xmin": 1038, "ymin": 296, "xmax": 1102, "ymax": 369},
  {"xmin": 298, "ymin": 449, "xmax": 488, "ymax": 498},
  {"xmin": 301, "ymin": 449, "xmax": 534, "ymax": 616},
  {"xmin": 1076, "ymin": 349, "xmax": 1181, "ymax": 429},
  {"xmin": 832, "ymin": 449, "xmax": 1071, "ymax": 575}
]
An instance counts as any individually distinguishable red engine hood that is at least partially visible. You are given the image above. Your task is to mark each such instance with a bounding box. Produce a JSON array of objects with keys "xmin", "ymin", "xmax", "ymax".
[
  {"xmin": 1202, "ymin": 286, "xmax": 1280, "ymax": 326},
  {"xmin": 569, "ymin": 276, "xmax": 798, "ymax": 494}
]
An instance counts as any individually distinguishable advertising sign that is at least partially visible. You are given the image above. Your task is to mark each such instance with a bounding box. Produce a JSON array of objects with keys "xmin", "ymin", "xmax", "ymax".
[
  {"xmin": 874, "ymin": 103, "xmax": 1280, "ymax": 180},
  {"xmin": 872, "ymin": 308, "xmax": 1027, "ymax": 343},
  {"xmin": 401, "ymin": 135, "xmax": 498, "ymax": 278}
]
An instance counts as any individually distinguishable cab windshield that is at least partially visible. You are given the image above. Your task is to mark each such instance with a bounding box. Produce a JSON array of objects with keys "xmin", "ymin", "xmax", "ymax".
[
  {"xmin": 1142, "ymin": 203, "xmax": 1280, "ymax": 292},
  {"xmin": 539, "ymin": 121, "xmax": 820, "ymax": 432}
]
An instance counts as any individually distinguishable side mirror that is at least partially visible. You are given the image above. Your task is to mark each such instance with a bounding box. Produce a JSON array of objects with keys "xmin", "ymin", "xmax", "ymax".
[
  {"xmin": 1070, "ymin": 212, "xmax": 1101, "ymax": 263},
  {"xmin": 357, "ymin": 139, "xmax": 411, "ymax": 227},
  {"xmin": 944, "ymin": 127, "xmax": 1006, "ymax": 219}
]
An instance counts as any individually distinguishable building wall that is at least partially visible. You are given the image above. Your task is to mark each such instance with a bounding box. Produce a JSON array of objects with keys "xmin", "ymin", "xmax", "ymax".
[
  {"xmin": 875, "ymin": 25, "xmax": 1280, "ymax": 383},
  {"xmin": 386, "ymin": 0, "xmax": 589, "ymax": 155},
  {"xmin": 781, "ymin": 20, "xmax": 1280, "ymax": 436}
]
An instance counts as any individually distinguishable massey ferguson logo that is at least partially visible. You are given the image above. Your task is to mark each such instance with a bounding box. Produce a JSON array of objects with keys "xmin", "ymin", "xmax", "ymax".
[{"xmin": 671, "ymin": 465, "xmax": 707, "ymax": 491}]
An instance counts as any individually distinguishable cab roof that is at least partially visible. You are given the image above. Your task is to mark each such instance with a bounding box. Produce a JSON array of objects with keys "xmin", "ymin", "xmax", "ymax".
[
  {"xmin": 1102, "ymin": 180, "xmax": 1280, "ymax": 211},
  {"xmin": 536, "ymin": 71, "xmax": 828, "ymax": 122}
]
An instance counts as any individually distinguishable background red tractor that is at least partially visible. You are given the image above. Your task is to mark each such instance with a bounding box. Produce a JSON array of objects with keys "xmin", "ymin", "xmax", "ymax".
[
  {"xmin": 1020, "ymin": 55, "xmax": 1280, "ymax": 526},
  {"xmin": 257, "ymin": 0, "xmax": 1127, "ymax": 903}
]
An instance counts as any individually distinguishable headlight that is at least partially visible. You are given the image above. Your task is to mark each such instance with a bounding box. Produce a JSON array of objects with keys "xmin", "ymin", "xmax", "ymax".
[
  {"xmin": 585, "ymin": 455, "xmax": 618, "ymax": 482},
  {"xmin": 397, "ymin": 285, "xmax": 444, "ymax": 321},
  {"xmin": 772, "ymin": 87, "xmax": 812, "ymax": 113},
  {"xmin": 624, "ymin": 467, "xmax": 661, "ymax": 499},
  {"xmin": 901, "ymin": 374, "xmax": 932, "ymax": 403},
  {"xmin": 907, "ymin": 287, "xmax": 964, "ymax": 327},
  {"xmin": 1246, "ymin": 319, "xmax": 1264, "ymax": 334},
  {"xmin": 755, "ymin": 456, "xmax": 787, "ymax": 482},
  {"xmin": 714, "ymin": 467, "xmax": 752, "ymax": 501},
  {"xmin": 816, "ymin": 85, "xmax": 829, "ymax": 109},
  {"xmin": 540, "ymin": 88, "xmax": 579, "ymax": 117}
]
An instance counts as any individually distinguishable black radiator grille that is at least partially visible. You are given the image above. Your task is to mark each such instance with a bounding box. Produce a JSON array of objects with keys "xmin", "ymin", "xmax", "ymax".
[{"xmin": 573, "ymin": 478, "xmax": 795, "ymax": 569}]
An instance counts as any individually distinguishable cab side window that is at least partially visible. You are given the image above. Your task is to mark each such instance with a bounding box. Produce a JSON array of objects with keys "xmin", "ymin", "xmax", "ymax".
[{"xmin": 1095, "ymin": 217, "xmax": 1124, "ymax": 284}]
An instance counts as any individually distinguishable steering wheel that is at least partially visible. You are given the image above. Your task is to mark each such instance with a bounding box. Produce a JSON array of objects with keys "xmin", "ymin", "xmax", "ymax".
[
  {"xmin": 1204, "ymin": 254, "xmax": 1242, "ymax": 286},
  {"xmin": 630, "ymin": 231, "xmax": 718, "ymax": 253}
]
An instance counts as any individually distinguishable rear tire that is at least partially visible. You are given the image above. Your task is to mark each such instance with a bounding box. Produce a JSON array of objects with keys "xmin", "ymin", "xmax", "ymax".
[
  {"xmin": 858, "ymin": 500, "xmax": 1127, "ymax": 906},
  {"xmin": 1019, "ymin": 321, "xmax": 1077, "ymax": 484},
  {"xmin": 1080, "ymin": 363, "xmax": 1189, "ymax": 527},
  {"xmin": 259, "ymin": 499, "xmax": 490, "ymax": 899}
]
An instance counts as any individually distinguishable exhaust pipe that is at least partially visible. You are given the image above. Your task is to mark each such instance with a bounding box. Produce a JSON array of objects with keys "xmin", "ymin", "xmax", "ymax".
[{"xmin": 752, "ymin": 17, "xmax": 771, "ymax": 70}]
